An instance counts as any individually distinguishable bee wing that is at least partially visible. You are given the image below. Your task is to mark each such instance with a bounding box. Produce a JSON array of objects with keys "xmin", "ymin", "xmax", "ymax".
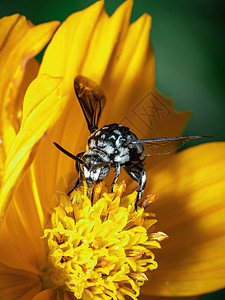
[
  {"xmin": 74, "ymin": 75, "xmax": 106, "ymax": 133},
  {"xmin": 131, "ymin": 136, "xmax": 209, "ymax": 156}
]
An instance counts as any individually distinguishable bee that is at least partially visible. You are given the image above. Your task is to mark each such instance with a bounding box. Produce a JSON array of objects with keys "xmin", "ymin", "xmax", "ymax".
[{"xmin": 54, "ymin": 75, "xmax": 208, "ymax": 210}]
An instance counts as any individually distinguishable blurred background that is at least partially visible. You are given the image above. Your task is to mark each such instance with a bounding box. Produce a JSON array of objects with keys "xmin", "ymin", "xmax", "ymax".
[{"xmin": 0, "ymin": 0, "xmax": 224, "ymax": 299}]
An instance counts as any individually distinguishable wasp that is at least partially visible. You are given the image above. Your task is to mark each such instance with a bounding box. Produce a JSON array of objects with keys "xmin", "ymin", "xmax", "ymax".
[{"xmin": 54, "ymin": 75, "xmax": 208, "ymax": 210}]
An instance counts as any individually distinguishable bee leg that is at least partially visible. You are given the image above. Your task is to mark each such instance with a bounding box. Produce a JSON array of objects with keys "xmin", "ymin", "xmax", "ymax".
[
  {"xmin": 124, "ymin": 163, "xmax": 147, "ymax": 211},
  {"xmin": 111, "ymin": 163, "xmax": 121, "ymax": 192},
  {"xmin": 91, "ymin": 188, "xmax": 94, "ymax": 205},
  {"xmin": 67, "ymin": 171, "xmax": 83, "ymax": 196}
]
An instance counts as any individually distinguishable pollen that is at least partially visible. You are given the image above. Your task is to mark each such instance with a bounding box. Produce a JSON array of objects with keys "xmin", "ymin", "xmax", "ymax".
[{"xmin": 43, "ymin": 182, "xmax": 163, "ymax": 299}]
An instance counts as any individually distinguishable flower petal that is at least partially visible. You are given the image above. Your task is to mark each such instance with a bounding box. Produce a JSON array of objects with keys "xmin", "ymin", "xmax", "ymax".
[
  {"xmin": 39, "ymin": 0, "xmax": 106, "ymax": 96},
  {"xmin": 14, "ymin": 58, "xmax": 40, "ymax": 134},
  {"xmin": 142, "ymin": 142, "xmax": 225, "ymax": 296},
  {"xmin": 0, "ymin": 74, "xmax": 66, "ymax": 223},
  {"xmin": 0, "ymin": 14, "xmax": 59, "ymax": 160},
  {"xmin": 0, "ymin": 262, "xmax": 41, "ymax": 299},
  {"xmin": 0, "ymin": 170, "xmax": 46, "ymax": 273},
  {"xmin": 32, "ymin": 289, "xmax": 57, "ymax": 300}
]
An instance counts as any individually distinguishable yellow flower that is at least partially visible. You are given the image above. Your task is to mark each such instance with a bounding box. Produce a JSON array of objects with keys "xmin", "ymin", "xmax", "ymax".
[
  {"xmin": 42, "ymin": 181, "xmax": 164, "ymax": 299},
  {"xmin": 0, "ymin": 1, "xmax": 225, "ymax": 300}
]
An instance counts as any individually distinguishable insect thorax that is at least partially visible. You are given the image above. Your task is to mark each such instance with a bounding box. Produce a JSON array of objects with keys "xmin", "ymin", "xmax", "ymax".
[{"xmin": 87, "ymin": 123, "xmax": 145, "ymax": 165}]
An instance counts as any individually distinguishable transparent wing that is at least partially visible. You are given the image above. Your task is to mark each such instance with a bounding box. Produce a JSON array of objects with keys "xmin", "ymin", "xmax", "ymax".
[
  {"xmin": 74, "ymin": 75, "xmax": 106, "ymax": 133},
  {"xmin": 131, "ymin": 136, "xmax": 208, "ymax": 156}
]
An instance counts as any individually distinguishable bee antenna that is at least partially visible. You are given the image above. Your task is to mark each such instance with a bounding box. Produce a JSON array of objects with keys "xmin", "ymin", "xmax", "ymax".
[{"xmin": 53, "ymin": 142, "xmax": 88, "ymax": 168}]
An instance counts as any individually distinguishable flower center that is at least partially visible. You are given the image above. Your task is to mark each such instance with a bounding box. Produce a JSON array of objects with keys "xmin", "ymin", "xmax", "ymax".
[{"xmin": 42, "ymin": 182, "xmax": 166, "ymax": 299}]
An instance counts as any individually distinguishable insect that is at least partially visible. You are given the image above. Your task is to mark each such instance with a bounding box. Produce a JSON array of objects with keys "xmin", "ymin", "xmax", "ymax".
[{"xmin": 54, "ymin": 75, "xmax": 208, "ymax": 210}]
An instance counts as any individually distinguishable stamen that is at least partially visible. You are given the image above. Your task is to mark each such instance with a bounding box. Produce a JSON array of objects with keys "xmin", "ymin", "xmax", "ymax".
[
  {"xmin": 93, "ymin": 181, "xmax": 103, "ymax": 203},
  {"xmin": 148, "ymin": 231, "xmax": 169, "ymax": 242},
  {"xmin": 141, "ymin": 193, "xmax": 158, "ymax": 208},
  {"xmin": 125, "ymin": 249, "xmax": 144, "ymax": 258},
  {"xmin": 123, "ymin": 214, "xmax": 144, "ymax": 230},
  {"xmin": 129, "ymin": 273, "xmax": 148, "ymax": 281},
  {"xmin": 115, "ymin": 180, "xmax": 126, "ymax": 198},
  {"xmin": 60, "ymin": 256, "xmax": 70, "ymax": 263},
  {"xmin": 55, "ymin": 233, "xmax": 65, "ymax": 245}
]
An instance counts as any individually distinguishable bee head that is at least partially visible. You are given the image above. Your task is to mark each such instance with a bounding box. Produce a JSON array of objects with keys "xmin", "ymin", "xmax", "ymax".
[{"xmin": 81, "ymin": 152, "xmax": 111, "ymax": 187}]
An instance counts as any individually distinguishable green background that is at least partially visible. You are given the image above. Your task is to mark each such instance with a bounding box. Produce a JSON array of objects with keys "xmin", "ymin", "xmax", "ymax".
[{"xmin": 0, "ymin": 0, "xmax": 225, "ymax": 298}]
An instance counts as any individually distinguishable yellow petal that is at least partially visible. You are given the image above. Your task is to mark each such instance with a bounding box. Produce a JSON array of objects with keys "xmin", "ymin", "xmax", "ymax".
[
  {"xmin": 102, "ymin": 12, "xmax": 155, "ymax": 123},
  {"xmin": 0, "ymin": 170, "xmax": 46, "ymax": 273},
  {"xmin": 0, "ymin": 74, "xmax": 66, "ymax": 224},
  {"xmin": 141, "ymin": 142, "xmax": 225, "ymax": 296},
  {"xmin": 0, "ymin": 14, "xmax": 59, "ymax": 184},
  {"xmin": 39, "ymin": 0, "xmax": 106, "ymax": 96},
  {"xmin": 32, "ymin": 289, "xmax": 57, "ymax": 300},
  {"xmin": 14, "ymin": 58, "xmax": 40, "ymax": 134},
  {"xmin": 81, "ymin": 0, "xmax": 133, "ymax": 84},
  {"xmin": 0, "ymin": 262, "xmax": 41, "ymax": 299}
]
